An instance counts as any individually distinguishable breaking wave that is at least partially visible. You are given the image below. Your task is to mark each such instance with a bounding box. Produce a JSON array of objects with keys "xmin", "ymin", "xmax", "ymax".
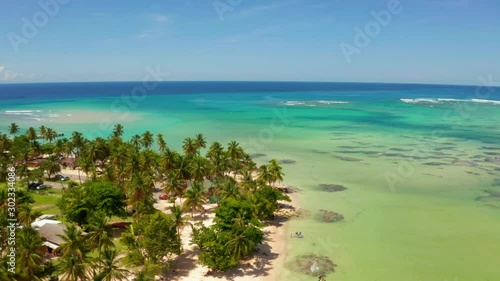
[
  {"xmin": 401, "ymin": 98, "xmax": 500, "ymax": 105},
  {"xmin": 282, "ymin": 100, "xmax": 350, "ymax": 107}
]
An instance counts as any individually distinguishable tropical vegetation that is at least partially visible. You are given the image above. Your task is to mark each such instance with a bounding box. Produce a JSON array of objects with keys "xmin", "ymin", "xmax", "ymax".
[{"xmin": 0, "ymin": 123, "xmax": 290, "ymax": 280}]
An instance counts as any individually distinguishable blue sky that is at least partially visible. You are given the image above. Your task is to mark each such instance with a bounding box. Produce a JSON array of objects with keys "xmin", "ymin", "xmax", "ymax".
[{"xmin": 0, "ymin": 0, "xmax": 499, "ymax": 85}]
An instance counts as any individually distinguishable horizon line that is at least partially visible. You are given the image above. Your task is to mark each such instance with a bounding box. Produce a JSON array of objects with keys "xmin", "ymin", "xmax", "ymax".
[{"xmin": 0, "ymin": 80, "xmax": 498, "ymax": 88}]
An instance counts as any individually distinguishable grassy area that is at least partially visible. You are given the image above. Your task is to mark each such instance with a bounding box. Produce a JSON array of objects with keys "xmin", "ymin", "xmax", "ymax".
[
  {"xmin": 109, "ymin": 215, "xmax": 133, "ymax": 224},
  {"xmin": 0, "ymin": 181, "xmax": 62, "ymax": 216},
  {"xmin": 114, "ymin": 237, "xmax": 128, "ymax": 253},
  {"xmin": 31, "ymin": 188, "xmax": 63, "ymax": 216}
]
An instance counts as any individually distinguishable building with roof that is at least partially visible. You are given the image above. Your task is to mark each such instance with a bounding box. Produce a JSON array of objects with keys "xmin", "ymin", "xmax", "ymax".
[{"xmin": 37, "ymin": 223, "xmax": 67, "ymax": 255}]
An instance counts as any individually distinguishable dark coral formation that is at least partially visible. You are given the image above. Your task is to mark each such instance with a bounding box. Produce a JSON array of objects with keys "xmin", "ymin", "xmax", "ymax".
[
  {"xmin": 319, "ymin": 209, "xmax": 344, "ymax": 223},
  {"xmin": 279, "ymin": 159, "xmax": 296, "ymax": 164},
  {"xmin": 476, "ymin": 190, "xmax": 500, "ymax": 202},
  {"xmin": 250, "ymin": 153, "xmax": 267, "ymax": 158},
  {"xmin": 288, "ymin": 255, "xmax": 337, "ymax": 277},
  {"xmin": 318, "ymin": 184, "xmax": 347, "ymax": 192}
]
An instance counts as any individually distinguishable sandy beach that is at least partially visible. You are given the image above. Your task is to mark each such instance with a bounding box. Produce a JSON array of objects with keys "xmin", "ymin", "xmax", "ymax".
[
  {"xmin": 52, "ymin": 168, "xmax": 301, "ymax": 281},
  {"xmin": 153, "ymin": 190, "xmax": 300, "ymax": 281}
]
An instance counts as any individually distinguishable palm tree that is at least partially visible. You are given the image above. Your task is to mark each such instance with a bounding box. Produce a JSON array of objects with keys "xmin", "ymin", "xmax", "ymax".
[
  {"xmin": 172, "ymin": 154, "xmax": 191, "ymax": 182},
  {"xmin": 208, "ymin": 154, "xmax": 228, "ymax": 181},
  {"xmin": 160, "ymin": 148, "xmax": 178, "ymax": 173},
  {"xmin": 57, "ymin": 225, "xmax": 89, "ymax": 260},
  {"xmin": 78, "ymin": 155, "xmax": 96, "ymax": 181},
  {"xmin": 101, "ymin": 164, "xmax": 116, "ymax": 183},
  {"xmin": 93, "ymin": 249, "xmax": 129, "ymax": 281},
  {"xmin": 227, "ymin": 141, "xmax": 244, "ymax": 178},
  {"xmin": 220, "ymin": 177, "xmax": 240, "ymax": 200},
  {"xmin": 231, "ymin": 211, "xmax": 248, "ymax": 229},
  {"xmin": 70, "ymin": 131, "xmax": 86, "ymax": 183},
  {"xmin": 268, "ymin": 159, "xmax": 284, "ymax": 187},
  {"xmin": 26, "ymin": 127, "xmax": 38, "ymax": 142},
  {"xmin": 28, "ymin": 140, "xmax": 43, "ymax": 160},
  {"xmin": 126, "ymin": 174, "xmax": 154, "ymax": 219},
  {"xmin": 124, "ymin": 152, "xmax": 141, "ymax": 176},
  {"xmin": 190, "ymin": 156, "xmax": 208, "ymax": 183},
  {"xmin": 58, "ymin": 254, "xmax": 91, "ymax": 281},
  {"xmin": 53, "ymin": 138, "xmax": 67, "ymax": 159},
  {"xmin": 16, "ymin": 227, "xmax": 45, "ymax": 279},
  {"xmin": 141, "ymin": 131, "xmax": 153, "ymax": 149},
  {"xmin": 0, "ymin": 262, "xmax": 15, "ymax": 281},
  {"xmin": 71, "ymin": 131, "xmax": 85, "ymax": 158},
  {"xmin": 86, "ymin": 213, "xmax": 115, "ymax": 258},
  {"xmin": 45, "ymin": 128, "xmax": 57, "ymax": 143},
  {"xmin": 109, "ymin": 144, "xmax": 129, "ymax": 187},
  {"xmin": 225, "ymin": 227, "xmax": 256, "ymax": 260},
  {"xmin": 170, "ymin": 204, "xmax": 189, "ymax": 237},
  {"xmin": 164, "ymin": 172, "xmax": 186, "ymax": 203},
  {"xmin": 194, "ymin": 133, "xmax": 206, "ymax": 153},
  {"xmin": 18, "ymin": 204, "xmax": 41, "ymax": 226},
  {"xmin": 87, "ymin": 140, "xmax": 103, "ymax": 164},
  {"xmin": 39, "ymin": 125, "xmax": 47, "ymax": 144},
  {"xmin": 8, "ymin": 123, "xmax": 19, "ymax": 136},
  {"xmin": 239, "ymin": 170, "xmax": 257, "ymax": 192},
  {"xmin": 182, "ymin": 137, "xmax": 197, "ymax": 157},
  {"xmin": 206, "ymin": 141, "xmax": 224, "ymax": 160},
  {"xmin": 140, "ymin": 149, "xmax": 159, "ymax": 174},
  {"xmin": 241, "ymin": 153, "xmax": 257, "ymax": 171},
  {"xmin": 0, "ymin": 133, "xmax": 11, "ymax": 154},
  {"xmin": 156, "ymin": 133, "xmax": 167, "ymax": 152},
  {"xmin": 42, "ymin": 155, "xmax": 61, "ymax": 179},
  {"xmin": 257, "ymin": 164, "xmax": 272, "ymax": 186},
  {"xmin": 227, "ymin": 141, "xmax": 243, "ymax": 161},
  {"xmin": 183, "ymin": 181, "xmax": 206, "ymax": 217},
  {"xmin": 130, "ymin": 134, "xmax": 141, "ymax": 150},
  {"xmin": 112, "ymin": 124, "xmax": 124, "ymax": 139}
]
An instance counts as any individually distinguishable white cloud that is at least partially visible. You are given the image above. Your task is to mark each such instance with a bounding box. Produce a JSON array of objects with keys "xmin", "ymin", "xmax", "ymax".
[
  {"xmin": 0, "ymin": 65, "xmax": 36, "ymax": 81},
  {"xmin": 3, "ymin": 71, "xmax": 18, "ymax": 81}
]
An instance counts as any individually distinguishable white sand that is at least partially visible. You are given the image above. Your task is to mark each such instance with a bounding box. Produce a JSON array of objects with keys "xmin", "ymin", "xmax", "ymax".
[{"xmin": 154, "ymin": 192, "xmax": 299, "ymax": 281}]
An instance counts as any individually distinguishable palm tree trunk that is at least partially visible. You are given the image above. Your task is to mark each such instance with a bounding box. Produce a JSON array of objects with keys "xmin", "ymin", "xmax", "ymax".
[{"xmin": 78, "ymin": 168, "xmax": 82, "ymax": 184}]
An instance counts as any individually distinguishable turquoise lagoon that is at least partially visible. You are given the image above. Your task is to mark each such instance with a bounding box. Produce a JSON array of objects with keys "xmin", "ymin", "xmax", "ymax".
[{"xmin": 1, "ymin": 82, "xmax": 499, "ymax": 281}]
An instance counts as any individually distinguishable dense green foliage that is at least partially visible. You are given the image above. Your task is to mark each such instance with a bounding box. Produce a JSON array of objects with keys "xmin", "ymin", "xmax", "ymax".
[
  {"xmin": 191, "ymin": 224, "xmax": 239, "ymax": 271},
  {"xmin": 121, "ymin": 212, "xmax": 181, "ymax": 269},
  {"xmin": 1, "ymin": 123, "xmax": 290, "ymax": 278},
  {"xmin": 57, "ymin": 181, "xmax": 126, "ymax": 226}
]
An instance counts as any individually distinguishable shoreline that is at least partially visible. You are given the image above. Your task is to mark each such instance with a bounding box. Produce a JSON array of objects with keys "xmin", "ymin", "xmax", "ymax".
[
  {"xmin": 56, "ymin": 165, "xmax": 301, "ymax": 280},
  {"xmin": 152, "ymin": 188, "xmax": 300, "ymax": 281},
  {"xmin": 262, "ymin": 191, "xmax": 299, "ymax": 281}
]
